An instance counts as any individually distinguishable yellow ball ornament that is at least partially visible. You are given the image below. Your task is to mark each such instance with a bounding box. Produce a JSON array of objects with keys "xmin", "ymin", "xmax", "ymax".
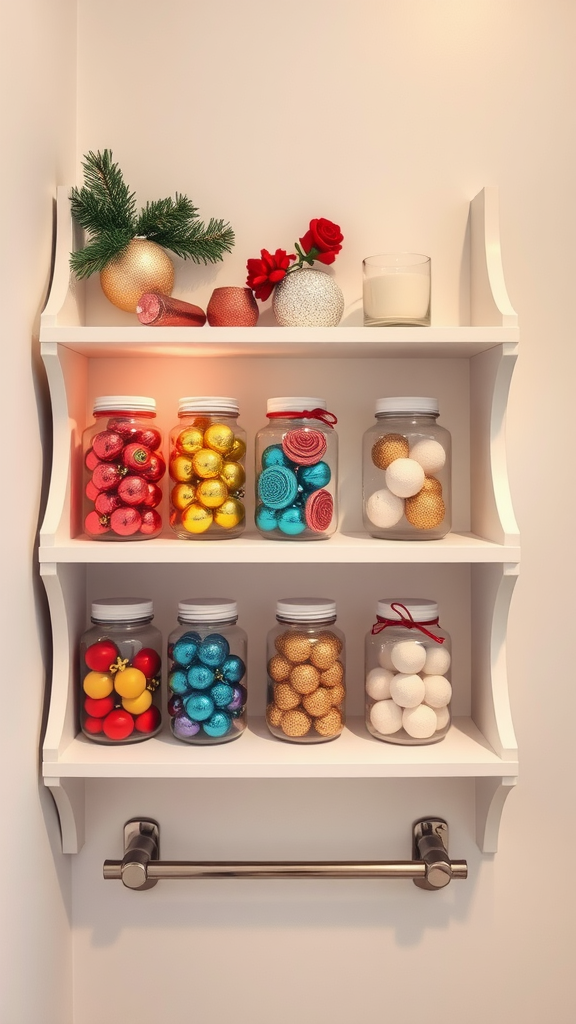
[
  {"xmin": 114, "ymin": 666, "xmax": 147, "ymax": 699},
  {"xmin": 220, "ymin": 461, "xmax": 246, "ymax": 493},
  {"xmin": 192, "ymin": 448, "xmax": 224, "ymax": 479},
  {"xmin": 171, "ymin": 482, "xmax": 196, "ymax": 511},
  {"xmin": 181, "ymin": 502, "xmax": 214, "ymax": 534},
  {"xmin": 213, "ymin": 497, "xmax": 245, "ymax": 529},
  {"xmin": 100, "ymin": 238, "xmax": 174, "ymax": 313},
  {"xmin": 204, "ymin": 423, "xmax": 235, "ymax": 455},
  {"xmin": 227, "ymin": 437, "xmax": 247, "ymax": 462},
  {"xmin": 170, "ymin": 454, "xmax": 195, "ymax": 483},
  {"xmin": 83, "ymin": 670, "xmax": 114, "ymax": 699},
  {"xmin": 176, "ymin": 426, "xmax": 204, "ymax": 456},
  {"xmin": 196, "ymin": 477, "xmax": 229, "ymax": 508},
  {"xmin": 122, "ymin": 689, "xmax": 153, "ymax": 715}
]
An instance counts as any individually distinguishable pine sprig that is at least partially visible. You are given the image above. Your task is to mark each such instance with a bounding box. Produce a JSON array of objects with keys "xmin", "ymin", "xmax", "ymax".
[
  {"xmin": 69, "ymin": 228, "xmax": 135, "ymax": 279},
  {"xmin": 70, "ymin": 150, "xmax": 137, "ymax": 235}
]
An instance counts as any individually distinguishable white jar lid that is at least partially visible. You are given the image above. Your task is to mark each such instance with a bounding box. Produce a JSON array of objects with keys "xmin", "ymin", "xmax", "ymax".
[
  {"xmin": 375, "ymin": 397, "xmax": 439, "ymax": 415},
  {"xmin": 178, "ymin": 598, "xmax": 238, "ymax": 622},
  {"xmin": 93, "ymin": 396, "xmax": 156, "ymax": 413},
  {"xmin": 91, "ymin": 598, "xmax": 154, "ymax": 621},
  {"xmin": 276, "ymin": 597, "xmax": 337, "ymax": 622},
  {"xmin": 376, "ymin": 598, "xmax": 439, "ymax": 622},
  {"xmin": 178, "ymin": 397, "xmax": 239, "ymax": 415},
  {"xmin": 266, "ymin": 397, "xmax": 326, "ymax": 414}
]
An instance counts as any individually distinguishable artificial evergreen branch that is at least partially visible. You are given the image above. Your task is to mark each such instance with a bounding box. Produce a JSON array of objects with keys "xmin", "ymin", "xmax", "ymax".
[{"xmin": 69, "ymin": 149, "xmax": 235, "ymax": 277}]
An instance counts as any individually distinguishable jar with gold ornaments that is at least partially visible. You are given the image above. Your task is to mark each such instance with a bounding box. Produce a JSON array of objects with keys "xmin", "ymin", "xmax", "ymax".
[
  {"xmin": 362, "ymin": 397, "xmax": 451, "ymax": 540},
  {"xmin": 255, "ymin": 397, "xmax": 338, "ymax": 539},
  {"xmin": 168, "ymin": 397, "xmax": 246, "ymax": 539},
  {"xmin": 82, "ymin": 396, "xmax": 165, "ymax": 540},
  {"xmin": 266, "ymin": 598, "xmax": 345, "ymax": 742},
  {"xmin": 365, "ymin": 598, "xmax": 452, "ymax": 745},
  {"xmin": 80, "ymin": 598, "xmax": 162, "ymax": 743},
  {"xmin": 167, "ymin": 599, "xmax": 247, "ymax": 744}
]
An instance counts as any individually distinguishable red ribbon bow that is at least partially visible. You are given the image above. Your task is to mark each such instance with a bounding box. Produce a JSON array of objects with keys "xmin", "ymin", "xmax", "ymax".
[
  {"xmin": 266, "ymin": 408, "xmax": 337, "ymax": 428},
  {"xmin": 371, "ymin": 602, "xmax": 445, "ymax": 644}
]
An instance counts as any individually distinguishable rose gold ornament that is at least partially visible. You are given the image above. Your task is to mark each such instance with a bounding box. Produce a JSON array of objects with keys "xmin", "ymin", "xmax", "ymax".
[
  {"xmin": 313, "ymin": 707, "xmax": 343, "ymax": 737},
  {"xmin": 302, "ymin": 686, "xmax": 333, "ymax": 718},
  {"xmin": 274, "ymin": 683, "xmax": 301, "ymax": 711},
  {"xmin": 289, "ymin": 663, "xmax": 321, "ymax": 695},
  {"xmin": 371, "ymin": 433, "xmax": 409, "ymax": 470},
  {"xmin": 206, "ymin": 286, "xmax": 259, "ymax": 327},
  {"xmin": 136, "ymin": 291, "xmax": 206, "ymax": 326},
  {"xmin": 405, "ymin": 489, "xmax": 446, "ymax": 530},
  {"xmin": 280, "ymin": 708, "xmax": 312, "ymax": 738},
  {"xmin": 100, "ymin": 238, "xmax": 174, "ymax": 313}
]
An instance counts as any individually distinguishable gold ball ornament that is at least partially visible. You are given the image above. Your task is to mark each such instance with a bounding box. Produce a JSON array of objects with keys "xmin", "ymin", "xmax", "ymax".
[
  {"xmin": 171, "ymin": 482, "xmax": 196, "ymax": 511},
  {"xmin": 302, "ymin": 686, "xmax": 333, "ymax": 718},
  {"xmin": 313, "ymin": 707, "xmax": 343, "ymax": 737},
  {"xmin": 267, "ymin": 654, "xmax": 292, "ymax": 682},
  {"xmin": 281, "ymin": 633, "xmax": 313, "ymax": 664},
  {"xmin": 196, "ymin": 477, "xmax": 229, "ymax": 509},
  {"xmin": 192, "ymin": 448, "xmax": 224, "ymax": 479},
  {"xmin": 319, "ymin": 660, "xmax": 344, "ymax": 687},
  {"xmin": 280, "ymin": 708, "xmax": 312, "ymax": 738},
  {"xmin": 170, "ymin": 454, "xmax": 195, "ymax": 483},
  {"xmin": 83, "ymin": 670, "xmax": 114, "ymax": 699},
  {"xmin": 176, "ymin": 426, "xmax": 204, "ymax": 456},
  {"xmin": 290, "ymin": 663, "xmax": 321, "ymax": 695},
  {"xmin": 220, "ymin": 461, "xmax": 246, "ymax": 493},
  {"xmin": 100, "ymin": 237, "xmax": 174, "ymax": 313},
  {"xmin": 122, "ymin": 688, "xmax": 152, "ymax": 715},
  {"xmin": 266, "ymin": 703, "xmax": 284, "ymax": 727},
  {"xmin": 405, "ymin": 489, "xmax": 446, "ymax": 530},
  {"xmin": 274, "ymin": 683, "xmax": 301, "ymax": 711},
  {"xmin": 213, "ymin": 497, "xmax": 245, "ymax": 529},
  {"xmin": 421, "ymin": 476, "xmax": 443, "ymax": 495},
  {"xmin": 204, "ymin": 422, "xmax": 235, "ymax": 455},
  {"xmin": 181, "ymin": 502, "xmax": 213, "ymax": 534},
  {"xmin": 227, "ymin": 437, "xmax": 247, "ymax": 462},
  {"xmin": 372, "ymin": 433, "xmax": 409, "ymax": 470},
  {"xmin": 309, "ymin": 632, "xmax": 342, "ymax": 670},
  {"xmin": 329, "ymin": 682, "xmax": 346, "ymax": 706},
  {"xmin": 114, "ymin": 666, "xmax": 147, "ymax": 699}
]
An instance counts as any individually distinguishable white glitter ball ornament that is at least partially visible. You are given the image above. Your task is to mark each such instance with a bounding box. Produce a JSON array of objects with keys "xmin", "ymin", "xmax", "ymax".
[
  {"xmin": 423, "ymin": 645, "xmax": 451, "ymax": 675},
  {"xmin": 402, "ymin": 704, "xmax": 437, "ymax": 739},
  {"xmin": 390, "ymin": 672, "xmax": 426, "ymax": 708},
  {"xmin": 390, "ymin": 640, "xmax": 427, "ymax": 674},
  {"xmin": 385, "ymin": 458, "xmax": 425, "ymax": 498},
  {"xmin": 370, "ymin": 699, "xmax": 403, "ymax": 735},
  {"xmin": 365, "ymin": 666, "xmax": 393, "ymax": 700},
  {"xmin": 366, "ymin": 487, "xmax": 404, "ymax": 528},
  {"xmin": 423, "ymin": 674, "xmax": 452, "ymax": 708},
  {"xmin": 377, "ymin": 644, "xmax": 396, "ymax": 671},
  {"xmin": 273, "ymin": 268, "xmax": 344, "ymax": 327},
  {"xmin": 409, "ymin": 437, "xmax": 446, "ymax": 475}
]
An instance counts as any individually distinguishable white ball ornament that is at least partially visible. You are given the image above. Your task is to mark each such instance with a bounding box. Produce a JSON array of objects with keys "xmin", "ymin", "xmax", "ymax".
[
  {"xmin": 377, "ymin": 644, "xmax": 396, "ymax": 671},
  {"xmin": 423, "ymin": 645, "xmax": 451, "ymax": 676},
  {"xmin": 423, "ymin": 674, "xmax": 452, "ymax": 708},
  {"xmin": 390, "ymin": 640, "xmax": 427, "ymax": 674},
  {"xmin": 409, "ymin": 438, "xmax": 446, "ymax": 475},
  {"xmin": 370, "ymin": 699, "xmax": 403, "ymax": 735},
  {"xmin": 366, "ymin": 488, "xmax": 404, "ymax": 528},
  {"xmin": 365, "ymin": 667, "xmax": 393, "ymax": 700},
  {"xmin": 385, "ymin": 458, "xmax": 425, "ymax": 498},
  {"xmin": 390, "ymin": 672, "xmax": 426, "ymax": 708},
  {"xmin": 402, "ymin": 704, "xmax": 438, "ymax": 739},
  {"xmin": 435, "ymin": 705, "xmax": 451, "ymax": 731}
]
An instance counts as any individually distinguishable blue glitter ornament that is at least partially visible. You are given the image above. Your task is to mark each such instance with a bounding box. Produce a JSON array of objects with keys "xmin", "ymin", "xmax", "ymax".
[
  {"xmin": 277, "ymin": 505, "xmax": 307, "ymax": 535},
  {"xmin": 184, "ymin": 692, "xmax": 215, "ymax": 721},
  {"xmin": 255, "ymin": 504, "xmax": 278, "ymax": 532},
  {"xmin": 261, "ymin": 444, "xmax": 291, "ymax": 469},
  {"xmin": 203, "ymin": 711, "xmax": 232, "ymax": 738},
  {"xmin": 172, "ymin": 632, "xmax": 201, "ymax": 667},
  {"xmin": 168, "ymin": 669, "xmax": 191, "ymax": 695},
  {"xmin": 298, "ymin": 461, "xmax": 331, "ymax": 492},
  {"xmin": 210, "ymin": 681, "xmax": 235, "ymax": 707},
  {"xmin": 258, "ymin": 465, "xmax": 298, "ymax": 510},
  {"xmin": 172, "ymin": 713, "xmax": 201, "ymax": 739},
  {"xmin": 198, "ymin": 633, "xmax": 230, "ymax": 668},
  {"xmin": 187, "ymin": 664, "xmax": 215, "ymax": 690},
  {"xmin": 222, "ymin": 654, "xmax": 246, "ymax": 684}
]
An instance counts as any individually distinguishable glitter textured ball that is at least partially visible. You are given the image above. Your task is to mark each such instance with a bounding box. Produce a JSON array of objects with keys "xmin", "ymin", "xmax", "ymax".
[
  {"xmin": 313, "ymin": 707, "xmax": 342, "ymax": 737},
  {"xmin": 309, "ymin": 633, "xmax": 342, "ymax": 670},
  {"xmin": 320, "ymin": 660, "xmax": 344, "ymax": 687},
  {"xmin": 404, "ymin": 489, "xmax": 446, "ymax": 530},
  {"xmin": 371, "ymin": 433, "xmax": 409, "ymax": 470},
  {"xmin": 274, "ymin": 682, "xmax": 302, "ymax": 711},
  {"xmin": 302, "ymin": 686, "xmax": 333, "ymax": 718},
  {"xmin": 100, "ymin": 238, "xmax": 174, "ymax": 313},
  {"xmin": 282, "ymin": 633, "xmax": 313, "ymax": 663},
  {"xmin": 290, "ymin": 662, "xmax": 321, "ymax": 694},
  {"xmin": 268, "ymin": 654, "xmax": 292, "ymax": 682},
  {"xmin": 280, "ymin": 708, "xmax": 312, "ymax": 737},
  {"xmin": 272, "ymin": 268, "xmax": 344, "ymax": 327},
  {"xmin": 266, "ymin": 703, "xmax": 284, "ymax": 727}
]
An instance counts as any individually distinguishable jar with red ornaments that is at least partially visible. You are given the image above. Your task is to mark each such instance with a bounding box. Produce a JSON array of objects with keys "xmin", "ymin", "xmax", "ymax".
[
  {"xmin": 168, "ymin": 397, "xmax": 246, "ymax": 539},
  {"xmin": 80, "ymin": 598, "xmax": 162, "ymax": 744},
  {"xmin": 365, "ymin": 598, "xmax": 452, "ymax": 745},
  {"xmin": 82, "ymin": 396, "xmax": 165, "ymax": 540},
  {"xmin": 266, "ymin": 598, "xmax": 346, "ymax": 742},
  {"xmin": 255, "ymin": 397, "xmax": 338, "ymax": 539}
]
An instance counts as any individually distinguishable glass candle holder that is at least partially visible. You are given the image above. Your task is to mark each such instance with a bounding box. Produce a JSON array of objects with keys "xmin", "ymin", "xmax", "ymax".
[{"xmin": 363, "ymin": 253, "xmax": 431, "ymax": 327}]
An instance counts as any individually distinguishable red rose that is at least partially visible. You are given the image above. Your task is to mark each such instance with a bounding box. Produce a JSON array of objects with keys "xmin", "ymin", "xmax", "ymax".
[
  {"xmin": 299, "ymin": 218, "xmax": 344, "ymax": 265},
  {"xmin": 246, "ymin": 248, "xmax": 296, "ymax": 301}
]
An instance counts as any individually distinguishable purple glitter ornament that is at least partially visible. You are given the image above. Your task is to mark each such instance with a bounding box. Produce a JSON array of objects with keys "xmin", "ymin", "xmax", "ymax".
[{"xmin": 172, "ymin": 714, "xmax": 201, "ymax": 740}]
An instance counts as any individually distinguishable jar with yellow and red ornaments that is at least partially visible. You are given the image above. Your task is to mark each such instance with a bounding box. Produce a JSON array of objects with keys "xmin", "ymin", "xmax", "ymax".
[
  {"xmin": 365, "ymin": 598, "xmax": 452, "ymax": 745},
  {"xmin": 82, "ymin": 396, "xmax": 165, "ymax": 540},
  {"xmin": 362, "ymin": 397, "xmax": 451, "ymax": 540},
  {"xmin": 167, "ymin": 599, "xmax": 247, "ymax": 744},
  {"xmin": 266, "ymin": 598, "xmax": 345, "ymax": 742},
  {"xmin": 168, "ymin": 397, "xmax": 246, "ymax": 539},
  {"xmin": 80, "ymin": 598, "xmax": 162, "ymax": 744},
  {"xmin": 255, "ymin": 397, "xmax": 338, "ymax": 539}
]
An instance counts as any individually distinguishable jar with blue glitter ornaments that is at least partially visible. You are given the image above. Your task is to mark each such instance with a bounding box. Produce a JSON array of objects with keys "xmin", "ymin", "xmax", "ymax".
[
  {"xmin": 167, "ymin": 598, "xmax": 247, "ymax": 743},
  {"xmin": 255, "ymin": 397, "xmax": 338, "ymax": 539}
]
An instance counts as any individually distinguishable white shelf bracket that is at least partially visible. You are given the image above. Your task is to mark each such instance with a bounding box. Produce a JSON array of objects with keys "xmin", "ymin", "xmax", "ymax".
[
  {"xmin": 45, "ymin": 778, "xmax": 85, "ymax": 854},
  {"xmin": 470, "ymin": 186, "xmax": 518, "ymax": 327}
]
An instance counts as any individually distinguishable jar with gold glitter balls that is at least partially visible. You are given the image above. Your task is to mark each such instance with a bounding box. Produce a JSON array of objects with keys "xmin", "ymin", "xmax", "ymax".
[
  {"xmin": 167, "ymin": 598, "xmax": 247, "ymax": 744},
  {"xmin": 255, "ymin": 397, "xmax": 338, "ymax": 540},
  {"xmin": 80, "ymin": 598, "xmax": 162, "ymax": 743},
  {"xmin": 266, "ymin": 598, "xmax": 345, "ymax": 743},
  {"xmin": 169, "ymin": 397, "xmax": 246, "ymax": 540},
  {"xmin": 362, "ymin": 397, "xmax": 452, "ymax": 540}
]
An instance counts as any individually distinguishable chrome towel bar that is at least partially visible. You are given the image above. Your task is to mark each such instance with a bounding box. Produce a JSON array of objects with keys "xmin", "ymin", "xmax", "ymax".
[{"xmin": 103, "ymin": 817, "xmax": 467, "ymax": 892}]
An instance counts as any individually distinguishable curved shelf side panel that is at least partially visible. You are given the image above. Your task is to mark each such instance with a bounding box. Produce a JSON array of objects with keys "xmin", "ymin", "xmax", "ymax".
[
  {"xmin": 41, "ymin": 562, "xmax": 86, "ymax": 760},
  {"xmin": 41, "ymin": 185, "xmax": 85, "ymax": 329},
  {"xmin": 39, "ymin": 343, "xmax": 86, "ymax": 544},
  {"xmin": 45, "ymin": 778, "xmax": 85, "ymax": 855},
  {"xmin": 470, "ymin": 186, "xmax": 518, "ymax": 327},
  {"xmin": 471, "ymin": 562, "xmax": 519, "ymax": 761},
  {"xmin": 475, "ymin": 776, "xmax": 517, "ymax": 854}
]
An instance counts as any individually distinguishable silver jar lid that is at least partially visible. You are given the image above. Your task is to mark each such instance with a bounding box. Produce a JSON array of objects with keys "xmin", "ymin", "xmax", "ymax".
[
  {"xmin": 276, "ymin": 597, "xmax": 337, "ymax": 622},
  {"xmin": 178, "ymin": 598, "xmax": 238, "ymax": 622},
  {"xmin": 375, "ymin": 397, "xmax": 439, "ymax": 415},
  {"xmin": 91, "ymin": 598, "xmax": 154, "ymax": 621},
  {"xmin": 376, "ymin": 598, "xmax": 439, "ymax": 622}
]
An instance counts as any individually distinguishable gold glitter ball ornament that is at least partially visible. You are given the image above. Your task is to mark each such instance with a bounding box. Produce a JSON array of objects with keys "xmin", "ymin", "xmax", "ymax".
[
  {"xmin": 196, "ymin": 477, "xmax": 229, "ymax": 509},
  {"xmin": 227, "ymin": 437, "xmax": 247, "ymax": 462},
  {"xmin": 421, "ymin": 476, "xmax": 443, "ymax": 495},
  {"xmin": 405, "ymin": 489, "xmax": 446, "ymax": 530},
  {"xmin": 329, "ymin": 682, "xmax": 346, "ymax": 706},
  {"xmin": 176, "ymin": 426, "xmax": 204, "ymax": 456},
  {"xmin": 266, "ymin": 703, "xmax": 284, "ymax": 727},
  {"xmin": 319, "ymin": 660, "xmax": 344, "ymax": 687},
  {"xmin": 213, "ymin": 497, "xmax": 245, "ymax": 529},
  {"xmin": 280, "ymin": 633, "xmax": 313, "ymax": 664},
  {"xmin": 170, "ymin": 454, "xmax": 195, "ymax": 483},
  {"xmin": 267, "ymin": 654, "xmax": 292, "ymax": 682},
  {"xmin": 171, "ymin": 482, "xmax": 196, "ymax": 511},
  {"xmin": 290, "ymin": 663, "xmax": 321, "ymax": 694},
  {"xmin": 274, "ymin": 683, "xmax": 301, "ymax": 711},
  {"xmin": 100, "ymin": 238, "xmax": 174, "ymax": 313},
  {"xmin": 192, "ymin": 448, "xmax": 224, "ymax": 479},
  {"xmin": 313, "ymin": 707, "xmax": 343, "ymax": 737},
  {"xmin": 302, "ymin": 686, "xmax": 333, "ymax": 718},
  {"xmin": 181, "ymin": 502, "xmax": 213, "ymax": 534},
  {"xmin": 280, "ymin": 708, "xmax": 312, "ymax": 737},
  {"xmin": 309, "ymin": 632, "xmax": 342, "ymax": 670},
  {"xmin": 371, "ymin": 433, "xmax": 409, "ymax": 470},
  {"xmin": 220, "ymin": 461, "xmax": 245, "ymax": 493},
  {"xmin": 204, "ymin": 422, "xmax": 235, "ymax": 455}
]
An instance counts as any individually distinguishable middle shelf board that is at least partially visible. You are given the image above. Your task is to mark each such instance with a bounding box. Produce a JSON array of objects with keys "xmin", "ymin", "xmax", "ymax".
[{"xmin": 43, "ymin": 717, "xmax": 518, "ymax": 780}]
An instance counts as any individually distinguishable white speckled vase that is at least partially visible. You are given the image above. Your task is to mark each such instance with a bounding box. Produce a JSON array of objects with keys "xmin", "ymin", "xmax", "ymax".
[{"xmin": 272, "ymin": 268, "xmax": 344, "ymax": 327}]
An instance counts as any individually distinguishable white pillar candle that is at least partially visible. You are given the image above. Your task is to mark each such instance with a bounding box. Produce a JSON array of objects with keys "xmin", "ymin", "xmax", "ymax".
[{"xmin": 363, "ymin": 272, "xmax": 430, "ymax": 321}]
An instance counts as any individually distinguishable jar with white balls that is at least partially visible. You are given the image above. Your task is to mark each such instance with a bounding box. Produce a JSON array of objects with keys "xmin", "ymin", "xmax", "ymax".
[
  {"xmin": 266, "ymin": 598, "xmax": 345, "ymax": 742},
  {"xmin": 362, "ymin": 397, "xmax": 451, "ymax": 540},
  {"xmin": 365, "ymin": 599, "xmax": 452, "ymax": 745}
]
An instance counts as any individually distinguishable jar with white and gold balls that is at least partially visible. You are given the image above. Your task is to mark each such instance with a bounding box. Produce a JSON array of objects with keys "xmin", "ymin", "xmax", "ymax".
[
  {"xmin": 169, "ymin": 397, "xmax": 246, "ymax": 539},
  {"xmin": 362, "ymin": 397, "xmax": 451, "ymax": 540},
  {"xmin": 365, "ymin": 598, "xmax": 452, "ymax": 745},
  {"xmin": 266, "ymin": 598, "xmax": 345, "ymax": 742}
]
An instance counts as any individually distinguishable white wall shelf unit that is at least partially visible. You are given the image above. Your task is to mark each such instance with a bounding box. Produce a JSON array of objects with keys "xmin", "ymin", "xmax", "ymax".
[{"xmin": 39, "ymin": 186, "xmax": 520, "ymax": 858}]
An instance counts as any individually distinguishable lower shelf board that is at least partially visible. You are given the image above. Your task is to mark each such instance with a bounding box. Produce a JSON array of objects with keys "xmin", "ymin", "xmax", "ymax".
[{"xmin": 43, "ymin": 716, "xmax": 518, "ymax": 780}]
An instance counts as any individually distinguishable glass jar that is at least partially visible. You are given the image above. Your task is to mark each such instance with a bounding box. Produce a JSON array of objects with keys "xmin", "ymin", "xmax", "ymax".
[
  {"xmin": 168, "ymin": 397, "xmax": 246, "ymax": 540},
  {"xmin": 80, "ymin": 598, "xmax": 162, "ymax": 743},
  {"xmin": 82, "ymin": 396, "xmax": 165, "ymax": 540},
  {"xmin": 266, "ymin": 598, "xmax": 345, "ymax": 742},
  {"xmin": 167, "ymin": 598, "xmax": 247, "ymax": 743},
  {"xmin": 255, "ymin": 397, "xmax": 338, "ymax": 539},
  {"xmin": 362, "ymin": 397, "xmax": 451, "ymax": 540},
  {"xmin": 365, "ymin": 598, "xmax": 452, "ymax": 745}
]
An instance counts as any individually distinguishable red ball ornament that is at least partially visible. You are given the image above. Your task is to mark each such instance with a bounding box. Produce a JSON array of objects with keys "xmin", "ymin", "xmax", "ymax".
[
  {"xmin": 85, "ymin": 638, "xmax": 119, "ymax": 671},
  {"xmin": 143, "ymin": 482, "xmax": 162, "ymax": 508},
  {"xmin": 142, "ymin": 453, "xmax": 166, "ymax": 482},
  {"xmin": 84, "ymin": 694, "xmax": 116, "ymax": 718},
  {"xmin": 122, "ymin": 442, "xmax": 152, "ymax": 472},
  {"xmin": 85, "ymin": 479, "xmax": 100, "ymax": 502},
  {"xmin": 92, "ymin": 430, "xmax": 125, "ymax": 462},
  {"xmin": 132, "ymin": 647, "xmax": 161, "ymax": 678},
  {"xmin": 84, "ymin": 716, "xmax": 104, "ymax": 734},
  {"xmin": 92, "ymin": 462, "xmax": 123, "ymax": 492},
  {"xmin": 109, "ymin": 506, "xmax": 142, "ymax": 536},
  {"xmin": 107, "ymin": 417, "xmax": 139, "ymax": 440},
  {"xmin": 102, "ymin": 708, "xmax": 135, "ymax": 741},
  {"xmin": 95, "ymin": 490, "xmax": 122, "ymax": 516},
  {"xmin": 134, "ymin": 705, "xmax": 161, "ymax": 734},
  {"xmin": 136, "ymin": 426, "xmax": 162, "ymax": 451},
  {"xmin": 118, "ymin": 474, "xmax": 149, "ymax": 506},
  {"xmin": 84, "ymin": 510, "xmax": 110, "ymax": 535},
  {"xmin": 85, "ymin": 448, "xmax": 100, "ymax": 471},
  {"xmin": 139, "ymin": 508, "xmax": 162, "ymax": 535}
]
